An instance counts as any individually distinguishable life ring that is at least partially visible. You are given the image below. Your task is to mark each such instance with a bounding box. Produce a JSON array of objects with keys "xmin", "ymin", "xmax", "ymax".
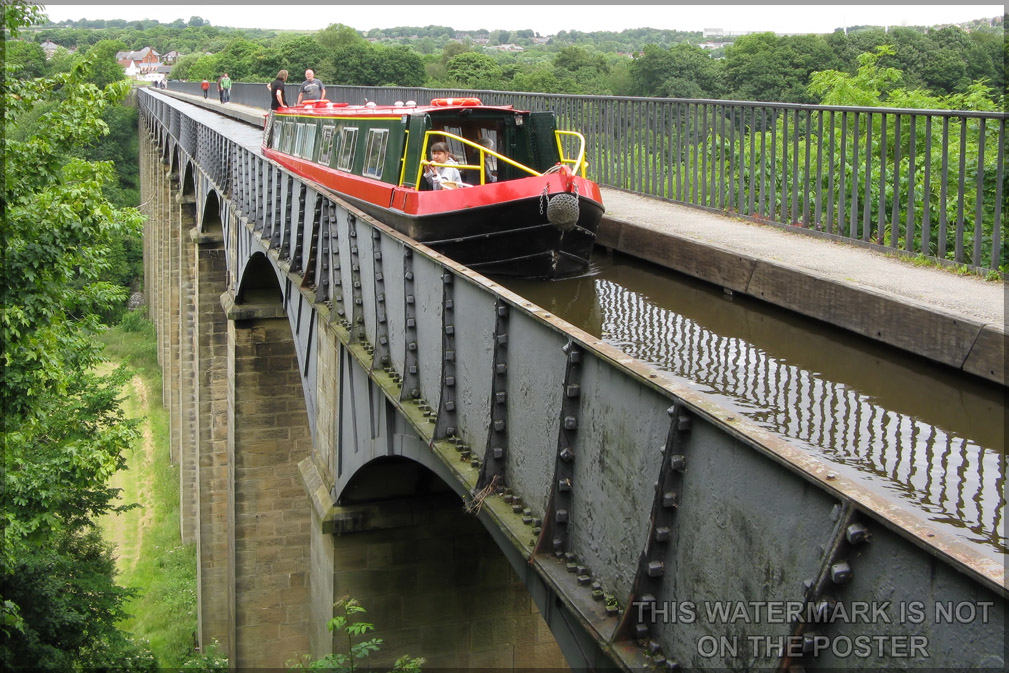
[{"xmin": 430, "ymin": 97, "xmax": 482, "ymax": 107}]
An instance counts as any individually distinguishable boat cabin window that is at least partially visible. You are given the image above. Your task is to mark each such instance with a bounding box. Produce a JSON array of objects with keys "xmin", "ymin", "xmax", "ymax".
[
  {"xmin": 442, "ymin": 125, "xmax": 466, "ymax": 162},
  {"xmin": 270, "ymin": 120, "xmax": 284, "ymax": 150},
  {"xmin": 318, "ymin": 125, "xmax": 336, "ymax": 165},
  {"xmin": 298, "ymin": 123, "xmax": 317, "ymax": 159},
  {"xmin": 362, "ymin": 129, "xmax": 390, "ymax": 179},
  {"xmin": 281, "ymin": 122, "xmax": 295, "ymax": 154},
  {"xmin": 428, "ymin": 118, "xmax": 506, "ymax": 183},
  {"xmin": 480, "ymin": 128, "xmax": 499, "ymax": 150},
  {"xmin": 336, "ymin": 127, "xmax": 358, "ymax": 171}
]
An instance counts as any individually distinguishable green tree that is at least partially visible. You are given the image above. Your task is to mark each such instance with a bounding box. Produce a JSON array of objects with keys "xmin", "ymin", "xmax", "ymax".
[
  {"xmin": 263, "ymin": 33, "xmax": 328, "ymax": 81},
  {"xmin": 807, "ymin": 45, "xmax": 902, "ymax": 106},
  {"xmin": 372, "ymin": 45, "xmax": 425, "ymax": 87},
  {"xmin": 1, "ymin": 3, "xmax": 152, "ymax": 669},
  {"xmin": 207, "ymin": 36, "xmax": 267, "ymax": 81},
  {"xmin": 629, "ymin": 42, "xmax": 724, "ymax": 98},
  {"xmin": 46, "ymin": 45, "xmax": 80, "ymax": 76},
  {"xmin": 425, "ymin": 41, "xmax": 474, "ymax": 83},
  {"xmin": 806, "ymin": 46, "xmax": 1003, "ymax": 267},
  {"xmin": 316, "ymin": 22, "xmax": 367, "ymax": 51},
  {"xmin": 440, "ymin": 40, "xmax": 472, "ymax": 63},
  {"xmin": 510, "ymin": 65, "xmax": 569, "ymax": 94},
  {"xmin": 724, "ymin": 32, "xmax": 836, "ymax": 103},
  {"xmin": 445, "ymin": 52, "xmax": 504, "ymax": 89},
  {"xmin": 83, "ymin": 39, "xmax": 127, "ymax": 88},
  {"xmin": 170, "ymin": 52, "xmax": 218, "ymax": 81},
  {"xmin": 169, "ymin": 52, "xmax": 203, "ymax": 80},
  {"xmin": 325, "ymin": 43, "xmax": 378, "ymax": 86},
  {"xmin": 962, "ymin": 29, "xmax": 1004, "ymax": 94},
  {"xmin": 4, "ymin": 40, "xmax": 47, "ymax": 79},
  {"xmin": 550, "ymin": 45, "xmax": 612, "ymax": 94}
]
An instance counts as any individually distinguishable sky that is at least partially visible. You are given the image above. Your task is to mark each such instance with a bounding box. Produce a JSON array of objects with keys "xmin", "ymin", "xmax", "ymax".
[{"xmin": 40, "ymin": 3, "xmax": 1003, "ymax": 37}]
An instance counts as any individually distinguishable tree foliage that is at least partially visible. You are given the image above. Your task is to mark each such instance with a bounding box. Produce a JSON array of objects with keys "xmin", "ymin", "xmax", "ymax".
[
  {"xmin": 24, "ymin": 12, "xmax": 1002, "ymax": 101},
  {"xmin": 83, "ymin": 38, "xmax": 127, "ymax": 88},
  {"xmin": 806, "ymin": 45, "xmax": 1004, "ymax": 267},
  {"xmin": 288, "ymin": 598, "xmax": 424, "ymax": 672},
  {"xmin": 629, "ymin": 43, "xmax": 724, "ymax": 98},
  {"xmin": 723, "ymin": 32, "xmax": 840, "ymax": 103},
  {"xmin": 445, "ymin": 51, "xmax": 504, "ymax": 89},
  {"xmin": 4, "ymin": 39, "xmax": 47, "ymax": 78},
  {"xmin": 1, "ymin": 3, "xmax": 151, "ymax": 669}
]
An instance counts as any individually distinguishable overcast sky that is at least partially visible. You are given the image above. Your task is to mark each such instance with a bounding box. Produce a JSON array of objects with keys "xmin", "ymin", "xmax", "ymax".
[{"xmin": 40, "ymin": 3, "xmax": 1002, "ymax": 36}]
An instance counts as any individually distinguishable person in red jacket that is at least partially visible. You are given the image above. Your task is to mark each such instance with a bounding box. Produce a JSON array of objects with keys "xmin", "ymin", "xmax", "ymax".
[{"xmin": 201, "ymin": 79, "xmax": 210, "ymax": 99}]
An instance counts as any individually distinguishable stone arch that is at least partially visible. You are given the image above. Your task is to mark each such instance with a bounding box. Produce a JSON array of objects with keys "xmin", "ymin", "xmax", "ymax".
[
  {"xmin": 200, "ymin": 189, "xmax": 223, "ymax": 236},
  {"xmin": 157, "ymin": 132, "xmax": 170, "ymax": 169},
  {"xmin": 338, "ymin": 455, "xmax": 454, "ymax": 504},
  {"xmin": 181, "ymin": 159, "xmax": 196, "ymax": 199},
  {"xmin": 169, "ymin": 143, "xmax": 181, "ymax": 180},
  {"xmin": 327, "ymin": 455, "xmax": 567, "ymax": 669},
  {"xmin": 235, "ymin": 251, "xmax": 283, "ymax": 305}
]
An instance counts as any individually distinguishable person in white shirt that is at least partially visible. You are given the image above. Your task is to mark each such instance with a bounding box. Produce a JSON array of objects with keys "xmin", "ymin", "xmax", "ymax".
[{"xmin": 424, "ymin": 142, "xmax": 463, "ymax": 190}]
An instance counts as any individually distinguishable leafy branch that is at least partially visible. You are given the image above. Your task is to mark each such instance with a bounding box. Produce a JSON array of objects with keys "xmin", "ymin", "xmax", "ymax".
[{"xmin": 287, "ymin": 597, "xmax": 424, "ymax": 673}]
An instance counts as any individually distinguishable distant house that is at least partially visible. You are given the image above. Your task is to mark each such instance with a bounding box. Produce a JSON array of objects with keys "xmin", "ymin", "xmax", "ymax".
[
  {"xmin": 116, "ymin": 46, "xmax": 161, "ymax": 74},
  {"xmin": 144, "ymin": 64, "xmax": 173, "ymax": 84},
  {"xmin": 488, "ymin": 43, "xmax": 524, "ymax": 52},
  {"xmin": 40, "ymin": 40, "xmax": 60, "ymax": 58},
  {"xmin": 116, "ymin": 46, "xmax": 173, "ymax": 80},
  {"xmin": 162, "ymin": 50, "xmax": 180, "ymax": 65},
  {"xmin": 123, "ymin": 60, "xmax": 142, "ymax": 78}
]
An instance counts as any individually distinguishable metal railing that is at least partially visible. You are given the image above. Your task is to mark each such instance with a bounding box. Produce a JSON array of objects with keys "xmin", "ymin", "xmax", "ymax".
[{"xmin": 165, "ymin": 81, "xmax": 1008, "ymax": 273}]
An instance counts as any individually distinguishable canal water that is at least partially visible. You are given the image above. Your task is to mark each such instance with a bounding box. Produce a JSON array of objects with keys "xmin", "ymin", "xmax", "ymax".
[{"xmin": 500, "ymin": 251, "xmax": 1007, "ymax": 559}]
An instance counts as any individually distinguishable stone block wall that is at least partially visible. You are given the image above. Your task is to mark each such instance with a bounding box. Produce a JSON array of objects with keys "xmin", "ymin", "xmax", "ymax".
[
  {"xmin": 193, "ymin": 228, "xmax": 231, "ymax": 652},
  {"xmin": 326, "ymin": 493, "xmax": 566, "ymax": 669},
  {"xmin": 228, "ymin": 316, "xmax": 312, "ymax": 666},
  {"xmin": 178, "ymin": 202, "xmax": 198, "ymax": 543}
]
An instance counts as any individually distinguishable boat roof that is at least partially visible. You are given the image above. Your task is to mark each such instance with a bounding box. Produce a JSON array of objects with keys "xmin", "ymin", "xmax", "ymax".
[{"xmin": 273, "ymin": 98, "xmax": 524, "ymax": 118}]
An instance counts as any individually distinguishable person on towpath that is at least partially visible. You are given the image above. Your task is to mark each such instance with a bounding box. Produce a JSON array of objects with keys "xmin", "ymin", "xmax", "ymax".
[{"xmin": 219, "ymin": 73, "xmax": 232, "ymax": 103}]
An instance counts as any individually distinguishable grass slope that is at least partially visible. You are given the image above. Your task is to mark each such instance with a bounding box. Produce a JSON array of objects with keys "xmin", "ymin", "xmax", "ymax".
[{"xmin": 97, "ymin": 317, "xmax": 199, "ymax": 668}]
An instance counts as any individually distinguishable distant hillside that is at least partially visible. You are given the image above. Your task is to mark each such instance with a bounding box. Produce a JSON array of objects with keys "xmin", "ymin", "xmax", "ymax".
[
  {"xmin": 21, "ymin": 13, "xmax": 1003, "ymax": 102},
  {"xmin": 34, "ymin": 14, "xmax": 1003, "ymax": 54}
]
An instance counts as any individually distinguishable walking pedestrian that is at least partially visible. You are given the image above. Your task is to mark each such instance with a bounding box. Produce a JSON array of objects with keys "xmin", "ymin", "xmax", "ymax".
[
  {"xmin": 201, "ymin": 78, "xmax": 210, "ymax": 99},
  {"xmin": 220, "ymin": 73, "xmax": 232, "ymax": 103}
]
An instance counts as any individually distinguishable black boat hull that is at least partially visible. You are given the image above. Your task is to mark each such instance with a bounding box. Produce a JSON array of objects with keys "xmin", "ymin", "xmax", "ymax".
[{"xmin": 348, "ymin": 193, "xmax": 604, "ymax": 279}]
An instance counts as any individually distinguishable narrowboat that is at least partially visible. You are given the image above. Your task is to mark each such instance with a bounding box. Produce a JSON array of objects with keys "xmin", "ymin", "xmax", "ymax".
[{"xmin": 261, "ymin": 97, "xmax": 604, "ymax": 278}]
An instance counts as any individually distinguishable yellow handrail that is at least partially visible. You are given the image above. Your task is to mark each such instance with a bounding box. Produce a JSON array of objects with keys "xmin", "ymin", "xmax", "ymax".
[
  {"xmin": 410, "ymin": 130, "xmax": 542, "ymax": 188},
  {"xmin": 554, "ymin": 130, "xmax": 588, "ymax": 178}
]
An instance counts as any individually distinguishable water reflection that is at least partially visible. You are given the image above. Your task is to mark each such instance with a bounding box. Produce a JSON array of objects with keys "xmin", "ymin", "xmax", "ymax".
[{"xmin": 502, "ymin": 254, "xmax": 1007, "ymax": 555}]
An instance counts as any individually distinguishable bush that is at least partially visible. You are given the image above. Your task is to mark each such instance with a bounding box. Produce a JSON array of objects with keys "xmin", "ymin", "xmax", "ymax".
[{"xmin": 119, "ymin": 309, "xmax": 153, "ymax": 334}]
